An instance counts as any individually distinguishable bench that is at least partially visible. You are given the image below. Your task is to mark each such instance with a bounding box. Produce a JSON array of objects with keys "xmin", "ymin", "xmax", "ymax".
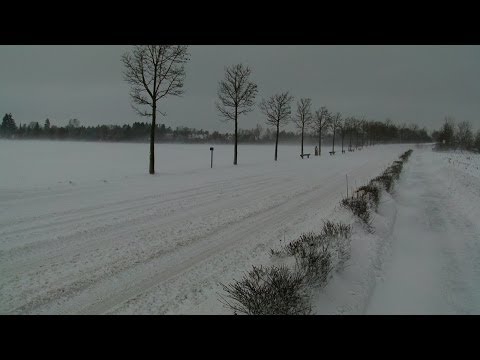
[
  {"xmin": 329, "ymin": 151, "xmax": 335, "ymax": 155},
  {"xmin": 300, "ymin": 153, "xmax": 311, "ymax": 159}
]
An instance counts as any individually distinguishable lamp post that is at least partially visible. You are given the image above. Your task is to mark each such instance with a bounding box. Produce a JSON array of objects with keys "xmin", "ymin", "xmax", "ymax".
[{"xmin": 210, "ymin": 147, "xmax": 214, "ymax": 168}]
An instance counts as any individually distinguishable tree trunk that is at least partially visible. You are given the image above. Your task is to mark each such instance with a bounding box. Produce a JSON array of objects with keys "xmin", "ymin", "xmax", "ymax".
[
  {"xmin": 318, "ymin": 127, "xmax": 322, "ymax": 156},
  {"xmin": 301, "ymin": 124, "xmax": 304, "ymax": 156},
  {"xmin": 149, "ymin": 104, "xmax": 156, "ymax": 174},
  {"xmin": 341, "ymin": 130, "xmax": 344, "ymax": 152},
  {"xmin": 332, "ymin": 126, "xmax": 335, "ymax": 152},
  {"xmin": 275, "ymin": 123, "xmax": 279, "ymax": 161},
  {"xmin": 234, "ymin": 106, "xmax": 238, "ymax": 165}
]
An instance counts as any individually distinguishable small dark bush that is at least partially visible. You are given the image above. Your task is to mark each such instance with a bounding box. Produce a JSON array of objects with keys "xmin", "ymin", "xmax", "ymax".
[
  {"xmin": 294, "ymin": 242, "xmax": 333, "ymax": 286},
  {"xmin": 341, "ymin": 196, "xmax": 370, "ymax": 223},
  {"xmin": 372, "ymin": 171, "xmax": 394, "ymax": 192},
  {"xmin": 356, "ymin": 183, "xmax": 380, "ymax": 209},
  {"xmin": 220, "ymin": 265, "xmax": 311, "ymax": 315},
  {"xmin": 399, "ymin": 149, "xmax": 413, "ymax": 162},
  {"xmin": 387, "ymin": 162, "xmax": 403, "ymax": 180},
  {"xmin": 340, "ymin": 196, "xmax": 374, "ymax": 233},
  {"xmin": 321, "ymin": 220, "xmax": 352, "ymax": 240},
  {"xmin": 281, "ymin": 232, "xmax": 319, "ymax": 257}
]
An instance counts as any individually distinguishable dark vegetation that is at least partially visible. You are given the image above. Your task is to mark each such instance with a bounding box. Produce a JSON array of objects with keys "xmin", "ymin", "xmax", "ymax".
[
  {"xmin": 0, "ymin": 113, "xmax": 432, "ymax": 146},
  {"xmin": 221, "ymin": 220, "xmax": 351, "ymax": 315},
  {"xmin": 220, "ymin": 149, "xmax": 414, "ymax": 315},
  {"xmin": 432, "ymin": 117, "xmax": 480, "ymax": 153}
]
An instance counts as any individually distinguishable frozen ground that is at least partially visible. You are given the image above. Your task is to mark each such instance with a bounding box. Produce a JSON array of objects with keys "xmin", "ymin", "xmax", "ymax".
[
  {"xmin": 365, "ymin": 148, "xmax": 480, "ymax": 314},
  {"xmin": 2, "ymin": 141, "xmax": 478, "ymax": 314},
  {"xmin": 0, "ymin": 140, "xmax": 409, "ymax": 314},
  {"xmin": 310, "ymin": 146, "xmax": 480, "ymax": 314}
]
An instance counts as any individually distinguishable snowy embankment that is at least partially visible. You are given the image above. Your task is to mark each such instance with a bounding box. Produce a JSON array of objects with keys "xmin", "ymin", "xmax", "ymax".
[
  {"xmin": 307, "ymin": 145, "xmax": 480, "ymax": 314},
  {"xmin": 0, "ymin": 140, "xmax": 410, "ymax": 314},
  {"xmin": 365, "ymin": 147, "xmax": 480, "ymax": 314}
]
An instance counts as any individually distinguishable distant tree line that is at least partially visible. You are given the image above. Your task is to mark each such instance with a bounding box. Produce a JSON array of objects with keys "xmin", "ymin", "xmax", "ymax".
[
  {"xmin": 432, "ymin": 116, "xmax": 480, "ymax": 152},
  {"xmin": 1, "ymin": 112, "xmax": 432, "ymax": 146}
]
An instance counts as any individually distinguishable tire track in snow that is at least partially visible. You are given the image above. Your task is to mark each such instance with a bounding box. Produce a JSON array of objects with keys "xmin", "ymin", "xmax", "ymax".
[
  {"xmin": 49, "ymin": 163, "xmax": 384, "ymax": 315},
  {"xmin": 1, "ymin": 148, "xmax": 402, "ymax": 314}
]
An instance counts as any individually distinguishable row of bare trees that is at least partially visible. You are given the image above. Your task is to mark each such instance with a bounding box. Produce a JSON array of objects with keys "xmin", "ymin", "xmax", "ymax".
[
  {"xmin": 215, "ymin": 64, "xmax": 380, "ymax": 163},
  {"xmin": 120, "ymin": 46, "xmax": 431, "ymax": 174}
]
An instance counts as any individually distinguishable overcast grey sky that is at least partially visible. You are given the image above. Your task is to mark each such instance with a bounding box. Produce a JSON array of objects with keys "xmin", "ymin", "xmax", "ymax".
[{"xmin": 1, "ymin": 45, "xmax": 479, "ymax": 133}]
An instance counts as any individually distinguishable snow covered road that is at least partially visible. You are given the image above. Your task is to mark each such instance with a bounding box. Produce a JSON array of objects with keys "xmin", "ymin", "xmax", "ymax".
[
  {"xmin": 0, "ymin": 141, "xmax": 408, "ymax": 314},
  {"xmin": 366, "ymin": 148, "xmax": 480, "ymax": 314}
]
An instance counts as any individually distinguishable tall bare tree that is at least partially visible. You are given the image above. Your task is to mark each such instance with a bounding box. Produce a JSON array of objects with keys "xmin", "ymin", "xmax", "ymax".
[
  {"xmin": 216, "ymin": 64, "xmax": 258, "ymax": 165},
  {"xmin": 356, "ymin": 117, "xmax": 366, "ymax": 149},
  {"xmin": 339, "ymin": 117, "xmax": 347, "ymax": 153},
  {"xmin": 259, "ymin": 92, "xmax": 294, "ymax": 161},
  {"xmin": 352, "ymin": 117, "xmax": 361, "ymax": 149},
  {"xmin": 292, "ymin": 98, "xmax": 312, "ymax": 157},
  {"xmin": 122, "ymin": 45, "xmax": 189, "ymax": 174},
  {"xmin": 457, "ymin": 121, "xmax": 473, "ymax": 150},
  {"xmin": 312, "ymin": 106, "xmax": 330, "ymax": 156},
  {"xmin": 345, "ymin": 117, "xmax": 354, "ymax": 151},
  {"xmin": 361, "ymin": 118, "xmax": 369, "ymax": 147},
  {"xmin": 329, "ymin": 112, "xmax": 342, "ymax": 154}
]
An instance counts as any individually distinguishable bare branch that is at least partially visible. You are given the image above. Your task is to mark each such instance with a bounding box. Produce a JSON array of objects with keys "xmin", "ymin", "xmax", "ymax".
[
  {"xmin": 121, "ymin": 45, "xmax": 189, "ymax": 117},
  {"xmin": 292, "ymin": 98, "xmax": 313, "ymax": 130},
  {"xmin": 259, "ymin": 92, "xmax": 294, "ymax": 129},
  {"xmin": 216, "ymin": 63, "xmax": 258, "ymax": 122}
]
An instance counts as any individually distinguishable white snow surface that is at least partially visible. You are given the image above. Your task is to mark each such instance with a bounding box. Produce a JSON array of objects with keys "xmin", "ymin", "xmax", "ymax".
[
  {"xmin": 2, "ymin": 140, "xmax": 478, "ymax": 314},
  {"xmin": 364, "ymin": 148, "xmax": 480, "ymax": 314},
  {"xmin": 310, "ymin": 146, "xmax": 480, "ymax": 314}
]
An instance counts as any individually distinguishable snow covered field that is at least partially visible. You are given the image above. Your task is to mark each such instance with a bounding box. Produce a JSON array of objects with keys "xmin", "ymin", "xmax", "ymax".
[{"xmin": 1, "ymin": 140, "xmax": 478, "ymax": 314}]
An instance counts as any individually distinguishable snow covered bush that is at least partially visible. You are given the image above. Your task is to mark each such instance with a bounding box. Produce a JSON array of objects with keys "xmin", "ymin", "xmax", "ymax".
[
  {"xmin": 321, "ymin": 220, "xmax": 352, "ymax": 240},
  {"xmin": 292, "ymin": 232, "xmax": 333, "ymax": 286},
  {"xmin": 355, "ymin": 183, "xmax": 381, "ymax": 210},
  {"xmin": 399, "ymin": 149, "xmax": 413, "ymax": 162},
  {"xmin": 273, "ymin": 221, "xmax": 352, "ymax": 284},
  {"xmin": 341, "ymin": 196, "xmax": 372, "ymax": 227},
  {"xmin": 219, "ymin": 265, "xmax": 311, "ymax": 315},
  {"xmin": 372, "ymin": 171, "xmax": 394, "ymax": 193},
  {"xmin": 388, "ymin": 161, "xmax": 404, "ymax": 180}
]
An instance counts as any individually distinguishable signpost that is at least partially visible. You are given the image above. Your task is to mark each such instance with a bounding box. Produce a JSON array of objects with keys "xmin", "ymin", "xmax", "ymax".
[{"xmin": 210, "ymin": 147, "xmax": 214, "ymax": 168}]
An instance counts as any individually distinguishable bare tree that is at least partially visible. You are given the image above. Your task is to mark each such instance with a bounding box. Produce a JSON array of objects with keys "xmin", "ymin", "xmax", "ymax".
[
  {"xmin": 329, "ymin": 112, "xmax": 342, "ymax": 154},
  {"xmin": 122, "ymin": 45, "xmax": 189, "ymax": 174},
  {"xmin": 348, "ymin": 117, "xmax": 360, "ymax": 150},
  {"xmin": 356, "ymin": 117, "xmax": 366, "ymax": 149},
  {"xmin": 216, "ymin": 64, "xmax": 258, "ymax": 165},
  {"xmin": 474, "ymin": 130, "xmax": 480, "ymax": 152},
  {"xmin": 361, "ymin": 118, "xmax": 369, "ymax": 147},
  {"xmin": 292, "ymin": 98, "xmax": 313, "ymax": 157},
  {"xmin": 259, "ymin": 92, "xmax": 294, "ymax": 161},
  {"xmin": 457, "ymin": 121, "xmax": 473, "ymax": 150},
  {"xmin": 312, "ymin": 106, "xmax": 330, "ymax": 156},
  {"xmin": 345, "ymin": 117, "xmax": 354, "ymax": 151},
  {"xmin": 338, "ymin": 117, "xmax": 347, "ymax": 153}
]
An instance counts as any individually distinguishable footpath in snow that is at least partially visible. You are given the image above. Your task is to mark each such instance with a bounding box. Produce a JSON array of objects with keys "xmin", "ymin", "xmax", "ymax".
[{"xmin": 365, "ymin": 147, "xmax": 480, "ymax": 314}]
